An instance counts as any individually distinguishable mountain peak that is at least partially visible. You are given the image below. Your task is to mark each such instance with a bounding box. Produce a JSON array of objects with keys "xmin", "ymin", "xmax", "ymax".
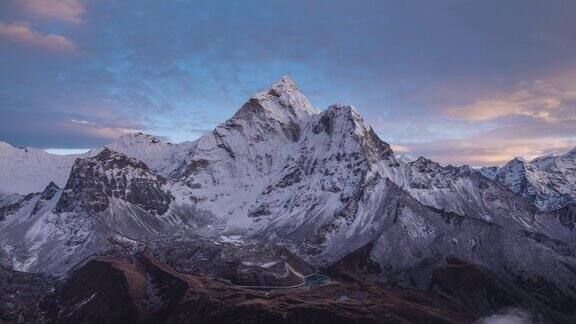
[
  {"xmin": 44, "ymin": 181, "xmax": 59, "ymax": 190},
  {"xmin": 255, "ymin": 75, "xmax": 301, "ymax": 101},
  {"xmin": 510, "ymin": 156, "xmax": 526, "ymax": 163},
  {"xmin": 326, "ymin": 103, "xmax": 361, "ymax": 118},
  {"xmin": 112, "ymin": 132, "xmax": 166, "ymax": 145},
  {"xmin": 0, "ymin": 141, "xmax": 14, "ymax": 150},
  {"xmin": 94, "ymin": 147, "xmax": 145, "ymax": 167},
  {"xmin": 327, "ymin": 102, "xmax": 356, "ymax": 111},
  {"xmin": 272, "ymin": 75, "xmax": 297, "ymax": 90},
  {"xmin": 233, "ymin": 76, "xmax": 319, "ymax": 123},
  {"xmin": 564, "ymin": 146, "xmax": 576, "ymax": 158}
]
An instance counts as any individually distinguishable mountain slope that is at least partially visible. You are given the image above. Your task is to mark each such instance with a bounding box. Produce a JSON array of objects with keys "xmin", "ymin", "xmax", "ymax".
[{"xmin": 0, "ymin": 149, "xmax": 203, "ymax": 273}]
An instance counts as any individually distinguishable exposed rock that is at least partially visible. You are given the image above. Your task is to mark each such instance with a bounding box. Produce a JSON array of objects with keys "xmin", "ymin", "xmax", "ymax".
[{"xmin": 55, "ymin": 149, "xmax": 172, "ymax": 215}]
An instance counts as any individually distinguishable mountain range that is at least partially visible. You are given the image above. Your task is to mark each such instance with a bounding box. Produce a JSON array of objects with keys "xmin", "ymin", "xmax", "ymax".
[{"xmin": 1, "ymin": 76, "xmax": 575, "ymax": 323}]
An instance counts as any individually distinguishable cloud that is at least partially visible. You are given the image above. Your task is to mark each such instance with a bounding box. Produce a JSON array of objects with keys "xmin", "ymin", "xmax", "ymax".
[
  {"xmin": 395, "ymin": 113, "xmax": 576, "ymax": 166},
  {"xmin": 45, "ymin": 148, "xmax": 91, "ymax": 155},
  {"xmin": 400, "ymin": 136, "xmax": 575, "ymax": 167},
  {"xmin": 81, "ymin": 125, "xmax": 139, "ymax": 139},
  {"xmin": 0, "ymin": 93, "xmax": 144, "ymax": 148},
  {"xmin": 68, "ymin": 118, "xmax": 138, "ymax": 140},
  {"xmin": 390, "ymin": 144, "xmax": 410, "ymax": 154},
  {"xmin": 390, "ymin": 74, "xmax": 576, "ymax": 166},
  {"xmin": 17, "ymin": 0, "xmax": 85, "ymax": 23},
  {"xmin": 476, "ymin": 308, "xmax": 533, "ymax": 324},
  {"xmin": 0, "ymin": 22, "xmax": 75, "ymax": 52},
  {"xmin": 70, "ymin": 119, "xmax": 96, "ymax": 125},
  {"xmin": 448, "ymin": 80, "xmax": 576, "ymax": 122}
]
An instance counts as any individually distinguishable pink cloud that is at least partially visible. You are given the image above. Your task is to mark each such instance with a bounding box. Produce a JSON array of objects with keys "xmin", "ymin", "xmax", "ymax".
[
  {"xmin": 398, "ymin": 136, "xmax": 576, "ymax": 167},
  {"xmin": 65, "ymin": 119, "xmax": 140, "ymax": 141},
  {"xmin": 390, "ymin": 144, "xmax": 410, "ymax": 153},
  {"xmin": 447, "ymin": 79, "xmax": 574, "ymax": 122},
  {"xmin": 385, "ymin": 72, "xmax": 576, "ymax": 166},
  {"xmin": 18, "ymin": 0, "xmax": 85, "ymax": 24},
  {"xmin": 0, "ymin": 22, "xmax": 75, "ymax": 52}
]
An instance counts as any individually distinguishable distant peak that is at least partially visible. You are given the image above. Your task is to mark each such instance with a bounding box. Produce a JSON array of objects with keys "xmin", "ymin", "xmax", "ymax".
[
  {"xmin": 503, "ymin": 157, "xmax": 528, "ymax": 171},
  {"xmin": 0, "ymin": 141, "xmax": 13, "ymax": 150},
  {"xmin": 564, "ymin": 146, "xmax": 576, "ymax": 158},
  {"xmin": 131, "ymin": 132, "xmax": 150, "ymax": 137},
  {"xmin": 46, "ymin": 181, "xmax": 59, "ymax": 188},
  {"xmin": 120, "ymin": 132, "xmax": 152, "ymax": 139},
  {"xmin": 511, "ymin": 156, "xmax": 526, "ymax": 163},
  {"xmin": 326, "ymin": 103, "xmax": 360, "ymax": 116},
  {"xmin": 113, "ymin": 132, "xmax": 164, "ymax": 145},
  {"xmin": 414, "ymin": 156, "xmax": 435, "ymax": 165},
  {"xmin": 39, "ymin": 181, "xmax": 60, "ymax": 201},
  {"xmin": 42, "ymin": 181, "xmax": 60, "ymax": 195},
  {"xmin": 395, "ymin": 153, "xmax": 412, "ymax": 164}
]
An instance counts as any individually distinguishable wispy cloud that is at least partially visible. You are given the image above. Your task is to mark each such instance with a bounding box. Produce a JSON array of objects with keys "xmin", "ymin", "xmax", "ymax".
[
  {"xmin": 0, "ymin": 22, "xmax": 75, "ymax": 52},
  {"xmin": 400, "ymin": 136, "xmax": 575, "ymax": 166},
  {"xmin": 395, "ymin": 74, "xmax": 576, "ymax": 166},
  {"xmin": 66, "ymin": 118, "xmax": 139, "ymax": 140},
  {"xmin": 70, "ymin": 119, "xmax": 96, "ymax": 125},
  {"xmin": 448, "ymin": 79, "xmax": 576, "ymax": 122},
  {"xmin": 390, "ymin": 144, "xmax": 410, "ymax": 154},
  {"xmin": 17, "ymin": 0, "xmax": 85, "ymax": 24},
  {"xmin": 45, "ymin": 148, "xmax": 91, "ymax": 155},
  {"xmin": 477, "ymin": 307, "xmax": 533, "ymax": 324}
]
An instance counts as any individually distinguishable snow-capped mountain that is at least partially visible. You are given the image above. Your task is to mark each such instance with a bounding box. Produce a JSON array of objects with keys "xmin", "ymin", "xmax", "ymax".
[
  {"xmin": 0, "ymin": 141, "xmax": 95, "ymax": 194},
  {"xmin": 0, "ymin": 148, "xmax": 206, "ymax": 273},
  {"xmin": 104, "ymin": 133, "xmax": 196, "ymax": 178},
  {"xmin": 0, "ymin": 133, "xmax": 196, "ymax": 197},
  {"xmin": 480, "ymin": 149, "xmax": 576, "ymax": 211},
  {"xmin": 0, "ymin": 76, "xmax": 575, "ymax": 321}
]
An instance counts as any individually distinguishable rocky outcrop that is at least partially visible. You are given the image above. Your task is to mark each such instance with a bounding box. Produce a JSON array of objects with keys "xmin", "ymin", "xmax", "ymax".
[
  {"xmin": 31, "ymin": 182, "xmax": 60, "ymax": 215},
  {"xmin": 55, "ymin": 149, "xmax": 172, "ymax": 215}
]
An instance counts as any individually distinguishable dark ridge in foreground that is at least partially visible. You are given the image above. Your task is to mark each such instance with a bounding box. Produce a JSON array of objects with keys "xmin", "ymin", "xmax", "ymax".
[
  {"xmin": 326, "ymin": 242, "xmax": 575, "ymax": 323},
  {"xmin": 0, "ymin": 266, "xmax": 55, "ymax": 322},
  {"xmin": 41, "ymin": 253, "xmax": 470, "ymax": 324}
]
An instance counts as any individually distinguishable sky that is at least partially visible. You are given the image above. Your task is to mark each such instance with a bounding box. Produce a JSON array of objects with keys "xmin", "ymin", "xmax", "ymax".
[{"xmin": 0, "ymin": 0, "xmax": 575, "ymax": 166}]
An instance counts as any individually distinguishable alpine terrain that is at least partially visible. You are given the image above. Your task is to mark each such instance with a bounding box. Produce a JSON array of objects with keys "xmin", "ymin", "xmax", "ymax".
[{"xmin": 1, "ymin": 77, "xmax": 575, "ymax": 323}]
